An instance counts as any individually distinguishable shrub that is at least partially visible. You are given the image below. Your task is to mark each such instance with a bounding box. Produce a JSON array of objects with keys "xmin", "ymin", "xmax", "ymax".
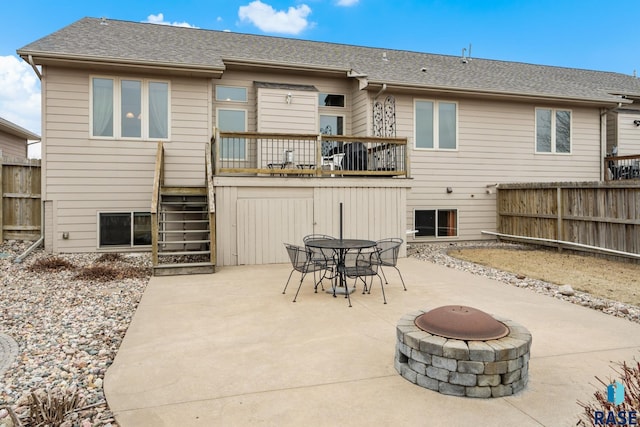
[
  {"xmin": 28, "ymin": 256, "xmax": 75, "ymax": 272},
  {"xmin": 95, "ymin": 252, "xmax": 124, "ymax": 263},
  {"xmin": 74, "ymin": 264, "xmax": 151, "ymax": 281}
]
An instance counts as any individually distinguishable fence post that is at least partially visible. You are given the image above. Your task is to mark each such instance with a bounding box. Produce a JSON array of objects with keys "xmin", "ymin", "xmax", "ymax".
[{"xmin": 556, "ymin": 186, "xmax": 563, "ymax": 253}]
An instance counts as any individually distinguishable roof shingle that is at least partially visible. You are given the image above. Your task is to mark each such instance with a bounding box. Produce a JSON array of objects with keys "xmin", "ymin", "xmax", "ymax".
[{"xmin": 18, "ymin": 17, "xmax": 640, "ymax": 105}]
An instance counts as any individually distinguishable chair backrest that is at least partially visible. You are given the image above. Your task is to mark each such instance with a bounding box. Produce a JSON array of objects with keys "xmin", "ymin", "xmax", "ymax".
[
  {"xmin": 344, "ymin": 248, "xmax": 379, "ymax": 275},
  {"xmin": 303, "ymin": 234, "xmax": 335, "ymax": 243},
  {"xmin": 375, "ymin": 238, "xmax": 402, "ymax": 266},
  {"xmin": 284, "ymin": 243, "xmax": 310, "ymax": 272}
]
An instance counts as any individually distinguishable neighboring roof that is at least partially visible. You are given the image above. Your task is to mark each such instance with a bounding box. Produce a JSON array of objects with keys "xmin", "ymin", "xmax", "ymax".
[
  {"xmin": 18, "ymin": 17, "xmax": 640, "ymax": 106},
  {"xmin": 0, "ymin": 117, "xmax": 40, "ymax": 140}
]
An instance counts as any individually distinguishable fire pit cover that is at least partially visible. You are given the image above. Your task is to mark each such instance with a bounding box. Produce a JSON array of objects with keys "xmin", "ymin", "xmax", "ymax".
[{"xmin": 414, "ymin": 305, "xmax": 509, "ymax": 340}]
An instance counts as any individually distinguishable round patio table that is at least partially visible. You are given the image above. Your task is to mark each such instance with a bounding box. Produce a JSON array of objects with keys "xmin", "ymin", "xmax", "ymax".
[{"xmin": 305, "ymin": 238, "xmax": 376, "ymax": 307}]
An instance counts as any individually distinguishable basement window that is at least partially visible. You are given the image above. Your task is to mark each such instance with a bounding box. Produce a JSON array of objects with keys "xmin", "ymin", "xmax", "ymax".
[
  {"xmin": 99, "ymin": 212, "xmax": 151, "ymax": 247},
  {"xmin": 414, "ymin": 209, "xmax": 458, "ymax": 237}
]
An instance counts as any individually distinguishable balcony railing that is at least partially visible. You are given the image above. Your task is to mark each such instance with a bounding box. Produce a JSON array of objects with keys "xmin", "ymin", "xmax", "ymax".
[
  {"xmin": 604, "ymin": 154, "xmax": 640, "ymax": 181},
  {"xmin": 212, "ymin": 130, "xmax": 408, "ymax": 177}
]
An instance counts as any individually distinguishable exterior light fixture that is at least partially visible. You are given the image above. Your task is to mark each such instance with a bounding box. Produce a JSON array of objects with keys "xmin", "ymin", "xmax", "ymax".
[{"xmin": 286, "ymin": 92, "xmax": 292, "ymax": 104}]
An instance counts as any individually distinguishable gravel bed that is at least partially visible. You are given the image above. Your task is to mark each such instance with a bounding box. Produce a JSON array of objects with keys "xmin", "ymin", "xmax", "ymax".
[
  {"xmin": 1, "ymin": 239, "xmax": 638, "ymax": 426},
  {"xmin": 409, "ymin": 241, "xmax": 640, "ymax": 324},
  {"xmin": 0, "ymin": 240, "xmax": 150, "ymax": 427}
]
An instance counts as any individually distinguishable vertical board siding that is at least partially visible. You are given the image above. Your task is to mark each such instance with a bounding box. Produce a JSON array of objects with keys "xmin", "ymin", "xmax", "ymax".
[{"xmin": 213, "ymin": 178, "xmax": 408, "ymax": 266}]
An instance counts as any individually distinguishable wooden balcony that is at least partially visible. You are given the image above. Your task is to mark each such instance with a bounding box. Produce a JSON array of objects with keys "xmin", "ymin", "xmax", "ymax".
[{"xmin": 211, "ymin": 131, "xmax": 409, "ymax": 178}]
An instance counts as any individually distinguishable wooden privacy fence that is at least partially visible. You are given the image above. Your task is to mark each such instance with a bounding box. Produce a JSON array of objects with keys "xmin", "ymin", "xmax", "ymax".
[
  {"xmin": 496, "ymin": 182, "xmax": 640, "ymax": 257},
  {"xmin": 1, "ymin": 155, "xmax": 41, "ymax": 241}
]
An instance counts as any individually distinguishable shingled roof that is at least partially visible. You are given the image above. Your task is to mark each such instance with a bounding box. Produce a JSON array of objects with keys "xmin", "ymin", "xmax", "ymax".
[{"xmin": 18, "ymin": 17, "xmax": 640, "ymax": 106}]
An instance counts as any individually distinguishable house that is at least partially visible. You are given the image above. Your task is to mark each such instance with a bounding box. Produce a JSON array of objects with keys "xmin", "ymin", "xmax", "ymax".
[
  {"xmin": 17, "ymin": 17, "xmax": 640, "ymax": 272},
  {"xmin": 0, "ymin": 116, "xmax": 39, "ymax": 159}
]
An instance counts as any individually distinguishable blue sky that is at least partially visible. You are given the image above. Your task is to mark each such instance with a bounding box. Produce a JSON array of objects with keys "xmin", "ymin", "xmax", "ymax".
[{"xmin": 1, "ymin": 0, "xmax": 637, "ymax": 157}]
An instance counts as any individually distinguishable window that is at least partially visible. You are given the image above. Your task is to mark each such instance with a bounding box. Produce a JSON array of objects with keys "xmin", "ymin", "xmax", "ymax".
[
  {"xmin": 415, "ymin": 209, "xmax": 458, "ymax": 237},
  {"xmin": 415, "ymin": 100, "xmax": 457, "ymax": 150},
  {"xmin": 217, "ymin": 108, "xmax": 247, "ymax": 160},
  {"xmin": 536, "ymin": 108, "xmax": 571, "ymax": 153},
  {"xmin": 99, "ymin": 212, "xmax": 151, "ymax": 247},
  {"xmin": 216, "ymin": 86, "xmax": 247, "ymax": 102},
  {"xmin": 91, "ymin": 77, "xmax": 169, "ymax": 139},
  {"xmin": 319, "ymin": 93, "xmax": 345, "ymax": 107}
]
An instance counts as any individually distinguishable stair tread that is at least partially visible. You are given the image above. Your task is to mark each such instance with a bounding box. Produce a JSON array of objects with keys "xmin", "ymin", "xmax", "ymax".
[
  {"xmin": 154, "ymin": 262, "xmax": 214, "ymax": 268},
  {"xmin": 160, "ymin": 229, "xmax": 209, "ymax": 233},
  {"xmin": 160, "ymin": 240, "xmax": 210, "ymax": 244},
  {"xmin": 158, "ymin": 250, "xmax": 211, "ymax": 256},
  {"xmin": 161, "ymin": 187, "xmax": 207, "ymax": 196}
]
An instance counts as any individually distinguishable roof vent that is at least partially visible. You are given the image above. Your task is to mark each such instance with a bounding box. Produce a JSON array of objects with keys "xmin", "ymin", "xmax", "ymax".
[
  {"xmin": 100, "ymin": 17, "xmax": 108, "ymax": 25},
  {"xmin": 382, "ymin": 52, "xmax": 388, "ymax": 62},
  {"xmin": 461, "ymin": 43, "xmax": 472, "ymax": 64}
]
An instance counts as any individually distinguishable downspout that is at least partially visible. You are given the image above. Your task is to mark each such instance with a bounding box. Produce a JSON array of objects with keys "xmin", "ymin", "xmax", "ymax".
[
  {"xmin": 27, "ymin": 55, "xmax": 42, "ymax": 80},
  {"xmin": 15, "ymin": 57, "xmax": 44, "ymax": 263},
  {"xmin": 374, "ymin": 83, "xmax": 387, "ymax": 100}
]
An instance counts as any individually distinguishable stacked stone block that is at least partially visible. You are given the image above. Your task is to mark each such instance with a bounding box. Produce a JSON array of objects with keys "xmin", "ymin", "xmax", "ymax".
[{"xmin": 395, "ymin": 310, "xmax": 532, "ymax": 398}]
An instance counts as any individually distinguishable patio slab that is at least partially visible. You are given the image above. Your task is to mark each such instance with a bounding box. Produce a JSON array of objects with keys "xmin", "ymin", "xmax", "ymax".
[{"xmin": 105, "ymin": 258, "xmax": 640, "ymax": 426}]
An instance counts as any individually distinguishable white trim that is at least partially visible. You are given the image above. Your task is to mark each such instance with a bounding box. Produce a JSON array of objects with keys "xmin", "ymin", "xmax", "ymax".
[
  {"xmin": 534, "ymin": 107, "xmax": 573, "ymax": 154},
  {"xmin": 413, "ymin": 207, "xmax": 459, "ymax": 239},
  {"xmin": 97, "ymin": 211, "xmax": 152, "ymax": 249},
  {"xmin": 215, "ymin": 85, "xmax": 248, "ymax": 103},
  {"xmin": 413, "ymin": 99, "xmax": 459, "ymax": 151},
  {"xmin": 216, "ymin": 107, "xmax": 248, "ymax": 160},
  {"xmin": 89, "ymin": 75, "xmax": 171, "ymax": 141}
]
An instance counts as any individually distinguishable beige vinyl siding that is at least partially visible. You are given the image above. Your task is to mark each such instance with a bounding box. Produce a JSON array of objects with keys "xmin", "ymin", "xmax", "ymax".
[
  {"xmin": 43, "ymin": 67, "xmax": 210, "ymax": 252},
  {"xmin": 606, "ymin": 112, "xmax": 617, "ymax": 154},
  {"xmin": 616, "ymin": 111, "xmax": 640, "ymax": 155},
  {"xmin": 0, "ymin": 132, "xmax": 28, "ymax": 158},
  {"xmin": 214, "ymin": 70, "xmax": 353, "ymax": 134},
  {"xmin": 350, "ymin": 85, "xmax": 369, "ymax": 135},
  {"xmin": 399, "ymin": 96, "xmax": 602, "ymax": 241},
  {"xmin": 257, "ymin": 87, "xmax": 318, "ymax": 133}
]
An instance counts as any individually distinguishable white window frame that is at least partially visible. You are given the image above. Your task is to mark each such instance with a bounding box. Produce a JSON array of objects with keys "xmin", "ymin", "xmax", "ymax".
[
  {"xmin": 535, "ymin": 107, "xmax": 572, "ymax": 154},
  {"xmin": 414, "ymin": 99, "xmax": 458, "ymax": 151},
  {"xmin": 216, "ymin": 107, "xmax": 248, "ymax": 160},
  {"xmin": 90, "ymin": 76, "xmax": 171, "ymax": 141},
  {"xmin": 97, "ymin": 211, "xmax": 152, "ymax": 248},
  {"xmin": 215, "ymin": 85, "xmax": 248, "ymax": 103},
  {"xmin": 413, "ymin": 208, "xmax": 459, "ymax": 238}
]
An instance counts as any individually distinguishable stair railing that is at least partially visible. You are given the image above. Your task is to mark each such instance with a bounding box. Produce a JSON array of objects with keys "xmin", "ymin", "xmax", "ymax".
[
  {"xmin": 205, "ymin": 140, "xmax": 216, "ymax": 267},
  {"xmin": 151, "ymin": 141, "xmax": 164, "ymax": 267}
]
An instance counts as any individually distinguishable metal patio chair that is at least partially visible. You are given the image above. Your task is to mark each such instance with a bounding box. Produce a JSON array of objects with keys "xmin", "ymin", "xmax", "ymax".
[
  {"xmin": 344, "ymin": 248, "xmax": 386, "ymax": 304},
  {"xmin": 303, "ymin": 234, "xmax": 337, "ymax": 281},
  {"xmin": 282, "ymin": 243, "xmax": 326, "ymax": 302},
  {"xmin": 373, "ymin": 238, "xmax": 407, "ymax": 291}
]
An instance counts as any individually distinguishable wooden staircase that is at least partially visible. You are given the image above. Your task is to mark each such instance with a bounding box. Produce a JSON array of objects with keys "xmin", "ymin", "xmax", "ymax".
[
  {"xmin": 154, "ymin": 186, "xmax": 214, "ymax": 276},
  {"xmin": 151, "ymin": 141, "xmax": 216, "ymax": 276}
]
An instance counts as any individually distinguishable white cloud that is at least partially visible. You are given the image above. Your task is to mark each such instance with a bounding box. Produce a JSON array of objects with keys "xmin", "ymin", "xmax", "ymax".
[
  {"xmin": 0, "ymin": 55, "xmax": 41, "ymax": 135},
  {"xmin": 238, "ymin": 1, "xmax": 311, "ymax": 35},
  {"xmin": 336, "ymin": 0, "xmax": 359, "ymax": 6},
  {"xmin": 144, "ymin": 13, "xmax": 198, "ymax": 28}
]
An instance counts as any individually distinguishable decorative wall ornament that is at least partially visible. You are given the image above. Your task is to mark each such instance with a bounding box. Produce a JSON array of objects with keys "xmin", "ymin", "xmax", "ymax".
[{"xmin": 373, "ymin": 95, "xmax": 396, "ymax": 137}]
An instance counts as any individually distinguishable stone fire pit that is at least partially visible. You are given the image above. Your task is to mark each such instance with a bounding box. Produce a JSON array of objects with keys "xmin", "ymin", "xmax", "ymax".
[{"xmin": 395, "ymin": 306, "xmax": 532, "ymax": 398}]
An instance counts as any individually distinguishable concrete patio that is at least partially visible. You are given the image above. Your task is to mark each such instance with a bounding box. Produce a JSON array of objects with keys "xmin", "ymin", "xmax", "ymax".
[{"xmin": 104, "ymin": 257, "xmax": 640, "ymax": 426}]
